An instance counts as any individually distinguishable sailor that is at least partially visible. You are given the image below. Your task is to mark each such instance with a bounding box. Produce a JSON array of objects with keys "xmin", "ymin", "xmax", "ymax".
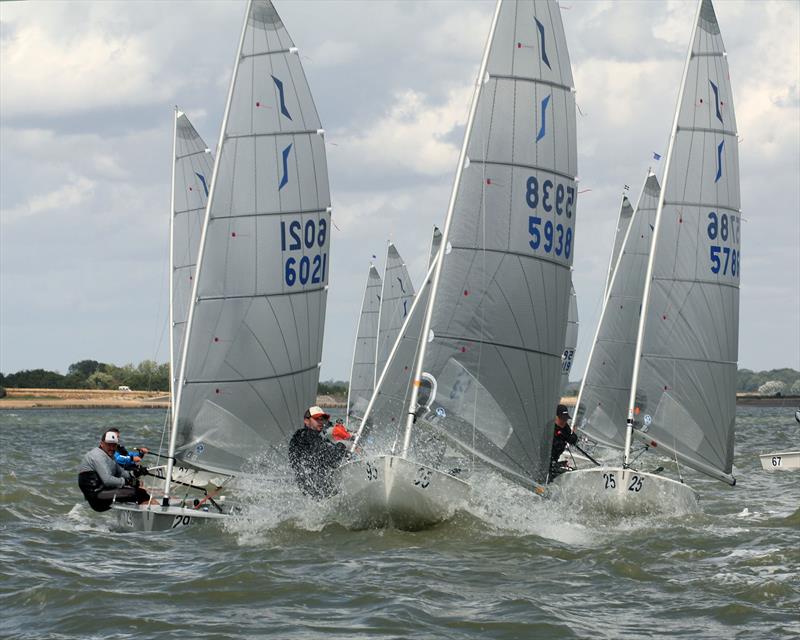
[
  {"xmin": 77, "ymin": 430, "xmax": 151, "ymax": 512},
  {"xmin": 549, "ymin": 404, "xmax": 577, "ymax": 478},
  {"xmin": 288, "ymin": 406, "xmax": 352, "ymax": 499},
  {"xmin": 105, "ymin": 427, "xmax": 150, "ymax": 470}
]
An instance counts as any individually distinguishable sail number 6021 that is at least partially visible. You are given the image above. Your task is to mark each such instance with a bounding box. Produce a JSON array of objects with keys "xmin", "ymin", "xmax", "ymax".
[
  {"xmin": 280, "ymin": 218, "xmax": 328, "ymax": 287},
  {"xmin": 526, "ymin": 176, "xmax": 574, "ymax": 260}
]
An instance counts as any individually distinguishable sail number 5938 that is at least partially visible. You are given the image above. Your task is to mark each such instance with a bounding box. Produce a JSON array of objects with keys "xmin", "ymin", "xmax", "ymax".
[
  {"xmin": 526, "ymin": 176, "xmax": 575, "ymax": 260},
  {"xmin": 280, "ymin": 218, "xmax": 328, "ymax": 287}
]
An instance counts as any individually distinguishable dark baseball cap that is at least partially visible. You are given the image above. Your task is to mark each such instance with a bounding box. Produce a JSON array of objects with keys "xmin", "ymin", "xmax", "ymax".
[{"xmin": 556, "ymin": 404, "xmax": 571, "ymax": 419}]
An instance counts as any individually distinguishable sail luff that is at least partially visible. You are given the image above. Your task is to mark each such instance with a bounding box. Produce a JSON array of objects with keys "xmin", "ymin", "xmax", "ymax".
[
  {"xmin": 624, "ymin": 0, "xmax": 704, "ymax": 467},
  {"xmin": 402, "ymin": 0, "xmax": 504, "ymax": 453},
  {"xmin": 163, "ymin": 0, "xmax": 252, "ymax": 501}
]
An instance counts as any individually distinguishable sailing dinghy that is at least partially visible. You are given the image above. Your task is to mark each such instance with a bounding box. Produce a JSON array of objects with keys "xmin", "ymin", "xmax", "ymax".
[
  {"xmin": 338, "ymin": 0, "xmax": 578, "ymax": 529},
  {"xmin": 115, "ymin": 0, "xmax": 331, "ymax": 531},
  {"xmin": 759, "ymin": 411, "xmax": 800, "ymax": 472},
  {"xmin": 553, "ymin": 0, "xmax": 740, "ymax": 514}
]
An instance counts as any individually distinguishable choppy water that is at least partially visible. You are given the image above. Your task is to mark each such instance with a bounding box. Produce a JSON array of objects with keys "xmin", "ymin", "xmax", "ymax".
[{"xmin": 1, "ymin": 406, "xmax": 798, "ymax": 639}]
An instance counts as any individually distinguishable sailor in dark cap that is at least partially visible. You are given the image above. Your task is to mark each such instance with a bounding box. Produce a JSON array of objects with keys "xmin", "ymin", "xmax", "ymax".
[{"xmin": 549, "ymin": 404, "xmax": 578, "ymax": 479}]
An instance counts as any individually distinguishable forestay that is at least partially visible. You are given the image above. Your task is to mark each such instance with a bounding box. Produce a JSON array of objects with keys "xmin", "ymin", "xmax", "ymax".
[
  {"xmin": 604, "ymin": 196, "xmax": 634, "ymax": 299},
  {"xmin": 171, "ymin": 111, "xmax": 214, "ymax": 407},
  {"xmin": 347, "ymin": 266, "xmax": 381, "ymax": 421},
  {"xmin": 407, "ymin": 0, "xmax": 578, "ymax": 485},
  {"xmin": 629, "ymin": 0, "xmax": 739, "ymax": 484},
  {"xmin": 170, "ymin": 0, "xmax": 330, "ymax": 477},
  {"xmin": 575, "ymin": 173, "xmax": 660, "ymax": 449},
  {"xmin": 375, "ymin": 244, "xmax": 416, "ymax": 388}
]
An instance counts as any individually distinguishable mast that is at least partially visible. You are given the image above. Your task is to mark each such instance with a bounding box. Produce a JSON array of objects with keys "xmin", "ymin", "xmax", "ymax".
[
  {"xmin": 401, "ymin": 0, "xmax": 503, "ymax": 456},
  {"xmin": 623, "ymin": 0, "xmax": 703, "ymax": 468},
  {"xmin": 162, "ymin": 0, "xmax": 251, "ymax": 505}
]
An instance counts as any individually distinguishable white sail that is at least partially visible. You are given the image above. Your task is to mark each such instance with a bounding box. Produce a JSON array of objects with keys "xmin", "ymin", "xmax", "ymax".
[
  {"xmin": 628, "ymin": 0, "xmax": 739, "ymax": 484},
  {"xmin": 353, "ymin": 258, "xmax": 436, "ymax": 452},
  {"xmin": 604, "ymin": 195, "xmax": 634, "ymax": 299},
  {"xmin": 559, "ymin": 281, "xmax": 578, "ymax": 396},
  {"xmin": 375, "ymin": 244, "xmax": 416, "ymax": 387},
  {"xmin": 404, "ymin": 0, "xmax": 578, "ymax": 485},
  {"xmin": 575, "ymin": 172, "xmax": 660, "ymax": 449},
  {"xmin": 168, "ymin": 0, "xmax": 330, "ymax": 480},
  {"xmin": 346, "ymin": 265, "xmax": 382, "ymax": 421},
  {"xmin": 170, "ymin": 110, "xmax": 214, "ymax": 408},
  {"xmin": 428, "ymin": 226, "xmax": 443, "ymax": 267},
  {"xmin": 352, "ymin": 227, "xmax": 445, "ymax": 450}
]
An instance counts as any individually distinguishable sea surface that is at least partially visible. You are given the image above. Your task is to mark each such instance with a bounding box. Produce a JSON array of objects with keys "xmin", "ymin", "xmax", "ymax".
[{"xmin": 1, "ymin": 406, "xmax": 798, "ymax": 639}]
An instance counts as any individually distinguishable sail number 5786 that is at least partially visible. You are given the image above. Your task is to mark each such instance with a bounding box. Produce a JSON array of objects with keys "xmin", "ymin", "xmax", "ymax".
[{"xmin": 526, "ymin": 176, "xmax": 575, "ymax": 260}]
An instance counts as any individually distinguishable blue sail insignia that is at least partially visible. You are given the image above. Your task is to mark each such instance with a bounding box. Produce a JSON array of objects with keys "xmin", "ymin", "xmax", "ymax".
[
  {"xmin": 194, "ymin": 172, "xmax": 209, "ymax": 197},
  {"xmin": 714, "ymin": 140, "xmax": 724, "ymax": 183},
  {"xmin": 709, "ymin": 80, "xmax": 723, "ymax": 123},
  {"xmin": 279, "ymin": 143, "xmax": 293, "ymax": 190},
  {"xmin": 272, "ymin": 76, "xmax": 293, "ymax": 120},
  {"xmin": 536, "ymin": 95, "xmax": 551, "ymax": 142},
  {"xmin": 534, "ymin": 17, "xmax": 551, "ymax": 69}
]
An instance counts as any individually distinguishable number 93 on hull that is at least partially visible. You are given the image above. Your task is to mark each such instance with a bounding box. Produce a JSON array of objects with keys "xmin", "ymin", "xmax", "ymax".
[{"xmin": 335, "ymin": 455, "xmax": 470, "ymax": 531}]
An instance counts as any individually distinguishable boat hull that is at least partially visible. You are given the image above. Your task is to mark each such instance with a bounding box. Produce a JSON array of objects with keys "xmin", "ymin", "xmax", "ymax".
[
  {"xmin": 111, "ymin": 503, "xmax": 227, "ymax": 532},
  {"xmin": 550, "ymin": 467, "xmax": 698, "ymax": 516},
  {"xmin": 336, "ymin": 455, "xmax": 470, "ymax": 531},
  {"xmin": 759, "ymin": 451, "xmax": 800, "ymax": 472}
]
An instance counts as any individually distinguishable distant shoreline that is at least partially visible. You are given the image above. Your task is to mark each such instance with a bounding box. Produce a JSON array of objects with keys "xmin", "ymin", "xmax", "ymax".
[{"xmin": 1, "ymin": 388, "xmax": 796, "ymax": 411}]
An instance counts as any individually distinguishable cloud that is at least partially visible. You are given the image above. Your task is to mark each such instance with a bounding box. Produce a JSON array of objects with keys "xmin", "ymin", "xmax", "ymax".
[
  {"xmin": 3, "ymin": 174, "xmax": 94, "ymax": 223},
  {"xmin": 330, "ymin": 86, "xmax": 470, "ymax": 187},
  {"xmin": 0, "ymin": 23, "xmax": 169, "ymax": 117}
]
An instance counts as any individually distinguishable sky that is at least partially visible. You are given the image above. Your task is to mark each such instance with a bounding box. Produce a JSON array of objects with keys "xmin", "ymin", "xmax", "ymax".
[{"xmin": 1, "ymin": 0, "xmax": 798, "ymax": 384}]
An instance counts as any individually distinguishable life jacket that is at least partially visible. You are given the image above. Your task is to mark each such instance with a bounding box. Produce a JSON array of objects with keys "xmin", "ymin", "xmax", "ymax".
[
  {"xmin": 77, "ymin": 471, "xmax": 113, "ymax": 512},
  {"xmin": 323, "ymin": 423, "xmax": 352, "ymax": 444}
]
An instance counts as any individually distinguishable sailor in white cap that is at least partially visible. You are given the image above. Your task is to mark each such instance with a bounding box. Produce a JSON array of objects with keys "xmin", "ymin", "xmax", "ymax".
[
  {"xmin": 288, "ymin": 406, "xmax": 352, "ymax": 499},
  {"xmin": 77, "ymin": 429, "xmax": 151, "ymax": 511}
]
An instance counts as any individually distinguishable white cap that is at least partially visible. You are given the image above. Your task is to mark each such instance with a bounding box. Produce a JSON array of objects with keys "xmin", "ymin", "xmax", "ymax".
[
  {"xmin": 304, "ymin": 405, "xmax": 330, "ymax": 420},
  {"xmin": 103, "ymin": 431, "xmax": 119, "ymax": 444}
]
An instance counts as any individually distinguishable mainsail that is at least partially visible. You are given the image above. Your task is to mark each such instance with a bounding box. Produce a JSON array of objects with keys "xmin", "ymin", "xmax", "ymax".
[
  {"xmin": 167, "ymin": 0, "xmax": 330, "ymax": 483},
  {"xmin": 346, "ymin": 265, "xmax": 381, "ymax": 421},
  {"xmin": 560, "ymin": 282, "xmax": 578, "ymax": 396},
  {"xmin": 375, "ymin": 244, "xmax": 416, "ymax": 387},
  {"xmin": 604, "ymin": 195, "xmax": 634, "ymax": 299},
  {"xmin": 575, "ymin": 172, "xmax": 660, "ymax": 449},
  {"xmin": 404, "ymin": 0, "xmax": 578, "ymax": 485},
  {"xmin": 170, "ymin": 110, "xmax": 214, "ymax": 408},
  {"xmin": 628, "ymin": 0, "xmax": 739, "ymax": 484}
]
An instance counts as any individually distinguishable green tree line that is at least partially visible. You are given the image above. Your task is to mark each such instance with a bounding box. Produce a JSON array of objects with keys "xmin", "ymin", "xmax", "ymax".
[
  {"xmin": 0, "ymin": 360, "xmax": 170, "ymax": 391},
  {"xmin": 0, "ymin": 362, "xmax": 352, "ymax": 398}
]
